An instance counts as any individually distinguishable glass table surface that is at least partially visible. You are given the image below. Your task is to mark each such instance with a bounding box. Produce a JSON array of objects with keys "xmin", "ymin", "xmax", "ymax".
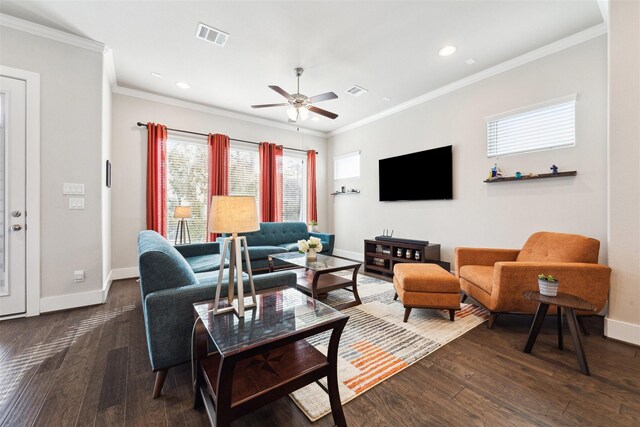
[
  {"xmin": 194, "ymin": 288, "xmax": 346, "ymax": 356},
  {"xmin": 269, "ymin": 252, "xmax": 360, "ymax": 271}
]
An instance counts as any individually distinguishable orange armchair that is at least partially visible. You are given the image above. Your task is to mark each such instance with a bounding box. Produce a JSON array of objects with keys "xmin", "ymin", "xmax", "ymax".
[{"xmin": 455, "ymin": 232, "xmax": 611, "ymax": 328}]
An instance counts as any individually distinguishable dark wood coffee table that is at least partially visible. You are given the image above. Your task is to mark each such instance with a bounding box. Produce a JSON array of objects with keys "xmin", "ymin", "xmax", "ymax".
[
  {"xmin": 523, "ymin": 291, "xmax": 596, "ymax": 375},
  {"xmin": 268, "ymin": 252, "xmax": 362, "ymax": 310},
  {"xmin": 193, "ymin": 288, "xmax": 349, "ymax": 427}
]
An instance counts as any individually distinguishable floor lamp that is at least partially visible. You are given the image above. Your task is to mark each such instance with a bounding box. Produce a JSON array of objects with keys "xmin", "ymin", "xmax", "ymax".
[
  {"xmin": 174, "ymin": 206, "xmax": 192, "ymax": 245},
  {"xmin": 208, "ymin": 196, "xmax": 260, "ymax": 317}
]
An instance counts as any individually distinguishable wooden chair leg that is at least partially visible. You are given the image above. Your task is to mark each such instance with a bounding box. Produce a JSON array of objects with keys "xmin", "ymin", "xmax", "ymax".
[
  {"xmin": 449, "ymin": 309, "xmax": 456, "ymax": 321},
  {"xmin": 460, "ymin": 293, "xmax": 468, "ymax": 303},
  {"xmin": 153, "ymin": 369, "xmax": 168, "ymax": 399},
  {"xmin": 403, "ymin": 307, "xmax": 412, "ymax": 323},
  {"xmin": 487, "ymin": 312, "xmax": 498, "ymax": 329}
]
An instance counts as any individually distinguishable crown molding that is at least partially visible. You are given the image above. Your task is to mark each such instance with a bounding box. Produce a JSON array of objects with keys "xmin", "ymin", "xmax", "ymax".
[
  {"xmin": 0, "ymin": 13, "xmax": 105, "ymax": 53},
  {"xmin": 112, "ymin": 85, "xmax": 327, "ymax": 138},
  {"xmin": 328, "ymin": 23, "xmax": 607, "ymax": 138}
]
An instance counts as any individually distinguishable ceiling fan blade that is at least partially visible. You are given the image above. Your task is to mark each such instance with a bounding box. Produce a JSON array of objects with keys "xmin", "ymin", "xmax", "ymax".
[
  {"xmin": 308, "ymin": 105, "xmax": 338, "ymax": 120},
  {"xmin": 308, "ymin": 92, "xmax": 338, "ymax": 103},
  {"xmin": 251, "ymin": 103, "xmax": 289, "ymax": 108},
  {"xmin": 269, "ymin": 85, "xmax": 294, "ymax": 100}
]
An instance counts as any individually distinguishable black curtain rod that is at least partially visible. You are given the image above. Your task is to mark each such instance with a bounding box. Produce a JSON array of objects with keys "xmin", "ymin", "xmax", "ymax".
[{"xmin": 136, "ymin": 122, "xmax": 317, "ymax": 154}]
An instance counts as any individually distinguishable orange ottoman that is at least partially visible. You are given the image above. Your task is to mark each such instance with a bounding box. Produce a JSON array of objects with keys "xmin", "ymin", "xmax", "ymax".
[{"xmin": 393, "ymin": 263, "xmax": 461, "ymax": 322}]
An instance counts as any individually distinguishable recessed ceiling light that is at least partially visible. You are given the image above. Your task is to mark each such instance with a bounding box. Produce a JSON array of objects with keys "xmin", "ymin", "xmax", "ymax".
[
  {"xmin": 151, "ymin": 72, "xmax": 163, "ymax": 78},
  {"xmin": 465, "ymin": 58, "xmax": 477, "ymax": 65},
  {"xmin": 383, "ymin": 97, "xmax": 392, "ymax": 102},
  {"xmin": 311, "ymin": 117, "xmax": 320, "ymax": 122},
  {"xmin": 176, "ymin": 81, "xmax": 190, "ymax": 89},
  {"xmin": 438, "ymin": 45, "xmax": 457, "ymax": 57}
]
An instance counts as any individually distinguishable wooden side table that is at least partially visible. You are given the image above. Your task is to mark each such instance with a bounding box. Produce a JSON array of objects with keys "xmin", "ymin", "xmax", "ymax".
[{"xmin": 522, "ymin": 291, "xmax": 596, "ymax": 375}]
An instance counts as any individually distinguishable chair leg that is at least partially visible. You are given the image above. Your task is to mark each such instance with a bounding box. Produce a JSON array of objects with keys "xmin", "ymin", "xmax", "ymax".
[
  {"xmin": 403, "ymin": 307, "xmax": 412, "ymax": 323},
  {"xmin": 153, "ymin": 369, "xmax": 168, "ymax": 399},
  {"xmin": 460, "ymin": 293, "xmax": 468, "ymax": 303},
  {"xmin": 449, "ymin": 309, "xmax": 456, "ymax": 321},
  {"xmin": 577, "ymin": 316, "xmax": 589, "ymax": 335},
  {"xmin": 393, "ymin": 292, "xmax": 398, "ymax": 301},
  {"xmin": 487, "ymin": 312, "xmax": 498, "ymax": 329}
]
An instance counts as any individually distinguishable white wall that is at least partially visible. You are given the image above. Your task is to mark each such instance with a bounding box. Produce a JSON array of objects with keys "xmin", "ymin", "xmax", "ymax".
[
  {"xmin": 328, "ymin": 36, "xmax": 608, "ymax": 266},
  {"xmin": 605, "ymin": 0, "xmax": 640, "ymax": 345},
  {"xmin": 101, "ymin": 65, "xmax": 112, "ymax": 292},
  {"xmin": 0, "ymin": 27, "xmax": 107, "ymax": 305},
  {"xmin": 111, "ymin": 93, "xmax": 328, "ymax": 273}
]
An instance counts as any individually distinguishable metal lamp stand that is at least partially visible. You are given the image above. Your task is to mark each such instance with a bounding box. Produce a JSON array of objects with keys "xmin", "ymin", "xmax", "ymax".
[
  {"xmin": 175, "ymin": 219, "xmax": 191, "ymax": 245},
  {"xmin": 213, "ymin": 233, "xmax": 257, "ymax": 317}
]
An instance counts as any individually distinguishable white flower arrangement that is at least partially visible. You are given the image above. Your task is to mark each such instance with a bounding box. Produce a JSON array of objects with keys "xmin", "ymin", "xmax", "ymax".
[{"xmin": 297, "ymin": 236, "xmax": 323, "ymax": 253}]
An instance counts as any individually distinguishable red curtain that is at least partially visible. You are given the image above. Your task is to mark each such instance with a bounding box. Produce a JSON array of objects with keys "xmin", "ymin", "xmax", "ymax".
[
  {"xmin": 206, "ymin": 134, "xmax": 230, "ymax": 241},
  {"xmin": 306, "ymin": 150, "xmax": 317, "ymax": 224},
  {"xmin": 259, "ymin": 142, "xmax": 283, "ymax": 222},
  {"xmin": 146, "ymin": 122, "xmax": 168, "ymax": 236}
]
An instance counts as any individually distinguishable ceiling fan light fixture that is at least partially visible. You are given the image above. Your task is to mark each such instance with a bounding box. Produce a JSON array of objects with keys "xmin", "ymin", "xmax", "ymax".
[
  {"xmin": 287, "ymin": 107, "xmax": 299, "ymax": 121},
  {"xmin": 299, "ymin": 106, "xmax": 309, "ymax": 121}
]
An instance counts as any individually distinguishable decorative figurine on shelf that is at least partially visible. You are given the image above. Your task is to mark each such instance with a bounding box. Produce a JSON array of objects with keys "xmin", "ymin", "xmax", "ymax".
[
  {"xmin": 397, "ymin": 248, "xmax": 403, "ymax": 257},
  {"xmin": 515, "ymin": 171, "xmax": 522, "ymax": 179},
  {"xmin": 550, "ymin": 165, "xmax": 559, "ymax": 175},
  {"xmin": 405, "ymin": 249, "xmax": 412, "ymax": 259},
  {"xmin": 489, "ymin": 163, "xmax": 503, "ymax": 179},
  {"xmin": 414, "ymin": 251, "xmax": 421, "ymax": 260}
]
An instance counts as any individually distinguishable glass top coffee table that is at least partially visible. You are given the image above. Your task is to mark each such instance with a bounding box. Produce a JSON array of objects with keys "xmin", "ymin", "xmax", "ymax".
[
  {"xmin": 268, "ymin": 252, "xmax": 362, "ymax": 310},
  {"xmin": 193, "ymin": 287, "xmax": 349, "ymax": 427}
]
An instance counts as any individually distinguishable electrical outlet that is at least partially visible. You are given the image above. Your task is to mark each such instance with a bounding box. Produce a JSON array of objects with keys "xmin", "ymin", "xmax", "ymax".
[
  {"xmin": 69, "ymin": 198, "xmax": 85, "ymax": 209},
  {"xmin": 74, "ymin": 270, "xmax": 85, "ymax": 283},
  {"xmin": 63, "ymin": 183, "xmax": 85, "ymax": 195}
]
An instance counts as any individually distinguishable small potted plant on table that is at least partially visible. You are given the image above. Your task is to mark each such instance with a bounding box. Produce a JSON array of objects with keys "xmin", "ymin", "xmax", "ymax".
[
  {"xmin": 538, "ymin": 274, "xmax": 559, "ymax": 297},
  {"xmin": 308, "ymin": 220, "xmax": 318, "ymax": 232}
]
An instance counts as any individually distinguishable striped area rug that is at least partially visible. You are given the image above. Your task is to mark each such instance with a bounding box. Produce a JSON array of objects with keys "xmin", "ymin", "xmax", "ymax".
[{"xmin": 289, "ymin": 273, "xmax": 488, "ymax": 422}]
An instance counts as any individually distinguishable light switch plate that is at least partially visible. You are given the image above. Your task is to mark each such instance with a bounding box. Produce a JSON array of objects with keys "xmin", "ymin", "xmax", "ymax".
[
  {"xmin": 69, "ymin": 198, "xmax": 85, "ymax": 209},
  {"xmin": 63, "ymin": 183, "xmax": 85, "ymax": 195}
]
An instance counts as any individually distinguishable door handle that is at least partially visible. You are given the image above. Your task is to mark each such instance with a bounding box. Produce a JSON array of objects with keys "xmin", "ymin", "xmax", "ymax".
[{"xmin": 11, "ymin": 225, "xmax": 22, "ymax": 231}]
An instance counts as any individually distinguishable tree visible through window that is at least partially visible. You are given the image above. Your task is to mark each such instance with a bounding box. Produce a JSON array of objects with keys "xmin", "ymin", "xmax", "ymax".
[{"xmin": 166, "ymin": 139, "xmax": 208, "ymax": 242}]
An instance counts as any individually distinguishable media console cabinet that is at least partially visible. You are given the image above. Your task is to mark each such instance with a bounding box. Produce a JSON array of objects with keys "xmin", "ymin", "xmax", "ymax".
[{"xmin": 364, "ymin": 239, "xmax": 450, "ymax": 276}]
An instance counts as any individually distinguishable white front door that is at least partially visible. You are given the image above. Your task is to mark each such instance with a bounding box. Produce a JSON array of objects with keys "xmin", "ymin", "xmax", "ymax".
[{"xmin": 0, "ymin": 76, "xmax": 27, "ymax": 317}]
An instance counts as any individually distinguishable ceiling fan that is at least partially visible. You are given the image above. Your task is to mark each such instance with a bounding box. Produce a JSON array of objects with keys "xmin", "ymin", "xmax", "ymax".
[{"xmin": 251, "ymin": 67, "xmax": 338, "ymax": 122}]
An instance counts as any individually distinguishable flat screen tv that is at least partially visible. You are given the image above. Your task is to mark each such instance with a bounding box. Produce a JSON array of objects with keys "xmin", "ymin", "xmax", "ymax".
[{"xmin": 379, "ymin": 145, "xmax": 453, "ymax": 201}]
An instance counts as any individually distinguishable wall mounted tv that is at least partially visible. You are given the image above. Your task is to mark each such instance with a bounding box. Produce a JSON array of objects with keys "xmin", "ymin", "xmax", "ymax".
[{"xmin": 379, "ymin": 145, "xmax": 453, "ymax": 201}]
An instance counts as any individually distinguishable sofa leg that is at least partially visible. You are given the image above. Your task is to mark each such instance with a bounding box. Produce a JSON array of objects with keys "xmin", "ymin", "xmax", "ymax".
[
  {"xmin": 449, "ymin": 309, "xmax": 456, "ymax": 321},
  {"xmin": 153, "ymin": 369, "xmax": 168, "ymax": 399},
  {"xmin": 460, "ymin": 293, "xmax": 468, "ymax": 303},
  {"xmin": 487, "ymin": 313, "xmax": 497, "ymax": 329},
  {"xmin": 393, "ymin": 292, "xmax": 398, "ymax": 301},
  {"xmin": 403, "ymin": 308, "xmax": 412, "ymax": 323}
]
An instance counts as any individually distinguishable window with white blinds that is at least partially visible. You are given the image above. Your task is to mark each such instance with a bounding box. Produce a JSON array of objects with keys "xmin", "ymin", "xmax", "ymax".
[
  {"xmin": 334, "ymin": 151, "xmax": 360, "ymax": 180},
  {"xmin": 282, "ymin": 154, "xmax": 306, "ymax": 222},
  {"xmin": 487, "ymin": 95, "xmax": 576, "ymax": 157},
  {"xmin": 229, "ymin": 144, "xmax": 261, "ymax": 210},
  {"xmin": 166, "ymin": 138, "xmax": 208, "ymax": 243}
]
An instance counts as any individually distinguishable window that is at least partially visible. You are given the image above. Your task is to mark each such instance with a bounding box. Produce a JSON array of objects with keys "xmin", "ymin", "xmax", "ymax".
[
  {"xmin": 229, "ymin": 144, "xmax": 260, "ymax": 207},
  {"xmin": 487, "ymin": 95, "xmax": 576, "ymax": 157},
  {"xmin": 334, "ymin": 151, "xmax": 360, "ymax": 180},
  {"xmin": 282, "ymin": 154, "xmax": 306, "ymax": 222},
  {"xmin": 166, "ymin": 138, "xmax": 208, "ymax": 242}
]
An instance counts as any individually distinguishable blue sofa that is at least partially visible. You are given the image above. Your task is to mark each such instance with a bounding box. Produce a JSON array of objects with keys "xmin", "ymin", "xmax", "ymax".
[
  {"xmin": 217, "ymin": 222, "xmax": 335, "ymax": 270},
  {"xmin": 137, "ymin": 230, "xmax": 297, "ymax": 398}
]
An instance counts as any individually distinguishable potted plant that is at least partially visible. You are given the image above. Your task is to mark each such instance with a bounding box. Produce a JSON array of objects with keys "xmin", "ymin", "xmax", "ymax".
[
  {"xmin": 297, "ymin": 236, "xmax": 323, "ymax": 261},
  {"xmin": 538, "ymin": 274, "xmax": 559, "ymax": 297},
  {"xmin": 308, "ymin": 220, "xmax": 318, "ymax": 232}
]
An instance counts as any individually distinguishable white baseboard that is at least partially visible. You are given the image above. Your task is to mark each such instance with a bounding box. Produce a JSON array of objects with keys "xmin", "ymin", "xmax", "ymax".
[
  {"xmin": 111, "ymin": 266, "xmax": 139, "ymax": 280},
  {"xmin": 604, "ymin": 317, "xmax": 640, "ymax": 346},
  {"xmin": 40, "ymin": 288, "xmax": 106, "ymax": 313},
  {"xmin": 333, "ymin": 249, "xmax": 363, "ymax": 262}
]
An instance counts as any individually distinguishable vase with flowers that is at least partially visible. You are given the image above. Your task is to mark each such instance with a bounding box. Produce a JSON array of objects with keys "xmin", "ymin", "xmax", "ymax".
[{"xmin": 298, "ymin": 236, "xmax": 323, "ymax": 261}]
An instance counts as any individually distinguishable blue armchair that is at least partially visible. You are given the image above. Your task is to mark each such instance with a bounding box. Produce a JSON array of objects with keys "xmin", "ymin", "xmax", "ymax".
[
  {"xmin": 137, "ymin": 231, "xmax": 297, "ymax": 398},
  {"xmin": 217, "ymin": 222, "xmax": 335, "ymax": 270}
]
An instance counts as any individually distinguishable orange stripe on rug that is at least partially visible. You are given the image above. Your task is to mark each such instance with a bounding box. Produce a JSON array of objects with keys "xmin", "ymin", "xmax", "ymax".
[{"xmin": 351, "ymin": 362, "xmax": 407, "ymax": 394}]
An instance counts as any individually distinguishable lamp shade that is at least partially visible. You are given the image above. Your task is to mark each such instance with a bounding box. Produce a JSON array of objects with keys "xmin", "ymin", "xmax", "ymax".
[
  {"xmin": 174, "ymin": 206, "xmax": 192, "ymax": 219},
  {"xmin": 208, "ymin": 196, "xmax": 259, "ymax": 234}
]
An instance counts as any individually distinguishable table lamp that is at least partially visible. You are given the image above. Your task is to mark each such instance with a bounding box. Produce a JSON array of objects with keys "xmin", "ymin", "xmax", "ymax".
[
  {"xmin": 208, "ymin": 196, "xmax": 260, "ymax": 317},
  {"xmin": 174, "ymin": 206, "xmax": 192, "ymax": 245}
]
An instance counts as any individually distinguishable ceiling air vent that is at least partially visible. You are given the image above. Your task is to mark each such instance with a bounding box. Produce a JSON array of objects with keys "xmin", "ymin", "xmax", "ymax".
[
  {"xmin": 196, "ymin": 23, "xmax": 229, "ymax": 47},
  {"xmin": 345, "ymin": 85, "xmax": 368, "ymax": 97}
]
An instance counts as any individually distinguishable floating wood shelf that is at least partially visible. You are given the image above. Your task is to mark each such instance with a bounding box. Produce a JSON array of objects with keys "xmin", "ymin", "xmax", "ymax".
[
  {"xmin": 484, "ymin": 171, "xmax": 577, "ymax": 183},
  {"xmin": 330, "ymin": 190, "xmax": 360, "ymax": 195}
]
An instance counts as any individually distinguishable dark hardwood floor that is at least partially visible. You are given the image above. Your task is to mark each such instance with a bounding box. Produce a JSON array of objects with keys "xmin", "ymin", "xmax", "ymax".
[{"xmin": 1, "ymin": 278, "xmax": 639, "ymax": 426}]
